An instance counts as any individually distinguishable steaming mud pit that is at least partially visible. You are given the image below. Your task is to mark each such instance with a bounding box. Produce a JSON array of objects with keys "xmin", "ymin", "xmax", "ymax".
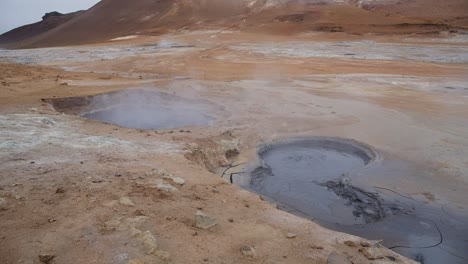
[
  {"xmin": 48, "ymin": 89, "xmax": 218, "ymax": 130},
  {"xmin": 235, "ymin": 138, "xmax": 468, "ymax": 264}
]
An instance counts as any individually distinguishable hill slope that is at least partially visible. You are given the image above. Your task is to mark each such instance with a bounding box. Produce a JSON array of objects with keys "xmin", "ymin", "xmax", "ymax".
[
  {"xmin": 0, "ymin": 11, "xmax": 84, "ymax": 48},
  {"xmin": 1, "ymin": 0, "xmax": 467, "ymax": 48}
]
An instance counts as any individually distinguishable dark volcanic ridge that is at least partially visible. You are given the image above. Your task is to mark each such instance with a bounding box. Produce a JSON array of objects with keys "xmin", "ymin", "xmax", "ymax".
[{"xmin": 0, "ymin": 11, "xmax": 84, "ymax": 48}]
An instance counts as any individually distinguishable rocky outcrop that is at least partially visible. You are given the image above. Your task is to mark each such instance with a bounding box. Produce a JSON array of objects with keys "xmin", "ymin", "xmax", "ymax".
[{"xmin": 0, "ymin": 11, "xmax": 83, "ymax": 48}]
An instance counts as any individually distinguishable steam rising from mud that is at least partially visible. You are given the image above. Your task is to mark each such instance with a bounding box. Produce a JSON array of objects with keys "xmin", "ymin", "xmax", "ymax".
[{"xmin": 49, "ymin": 89, "xmax": 219, "ymax": 130}]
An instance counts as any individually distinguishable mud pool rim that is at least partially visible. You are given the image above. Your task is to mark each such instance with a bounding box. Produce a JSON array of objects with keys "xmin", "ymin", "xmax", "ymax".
[{"xmin": 256, "ymin": 137, "xmax": 380, "ymax": 166}]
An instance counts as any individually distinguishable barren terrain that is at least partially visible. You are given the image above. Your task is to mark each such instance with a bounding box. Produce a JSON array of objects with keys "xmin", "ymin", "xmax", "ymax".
[{"xmin": 1, "ymin": 1, "xmax": 468, "ymax": 264}]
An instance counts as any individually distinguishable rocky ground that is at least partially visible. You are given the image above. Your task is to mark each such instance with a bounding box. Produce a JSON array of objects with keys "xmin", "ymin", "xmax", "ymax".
[{"xmin": 1, "ymin": 29, "xmax": 467, "ymax": 264}]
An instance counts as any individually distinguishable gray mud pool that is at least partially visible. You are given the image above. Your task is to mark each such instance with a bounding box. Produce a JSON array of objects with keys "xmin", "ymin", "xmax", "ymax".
[
  {"xmin": 237, "ymin": 138, "xmax": 468, "ymax": 264},
  {"xmin": 48, "ymin": 89, "xmax": 218, "ymax": 130}
]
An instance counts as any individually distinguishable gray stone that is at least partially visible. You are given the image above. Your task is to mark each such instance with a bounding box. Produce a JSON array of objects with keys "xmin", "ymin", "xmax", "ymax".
[
  {"xmin": 156, "ymin": 183, "xmax": 178, "ymax": 192},
  {"xmin": 0, "ymin": 198, "xmax": 7, "ymax": 210},
  {"xmin": 359, "ymin": 247, "xmax": 385, "ymax": 260},
  {"xmin": 240, "ymin": 245, "xmax": 257, "ymax": 259},
  {"xmin": 113, "ymin": 253, "xmax": 129, "ymax": 264},
  {"xmin": 140, "ymin": 231, "xmax": 158, "ymax": 255},
  {"xmin": 119, "ymin": 197, "xmax": 135, "ymax": 207},
  {"xmin": 39, "ymin": 254, "xmax": 55, "ymax": 264},
  {"xmin": 129, "ymin": 227, "xmax": 142, "ymax": 237},
  {"xmin": 286, "ymin": 232, "xmax": 297, "ymax": 239},
  {"xmin": 41, "ymin": 118, "xmax": 55, "ymax": 126},
  {"xmin": 195, "ymin": 210, "xmax": 217, "ymax": 230},
  {"xmin": 171, "ymin": 176, "xmax": 185, "ymax": 186}
]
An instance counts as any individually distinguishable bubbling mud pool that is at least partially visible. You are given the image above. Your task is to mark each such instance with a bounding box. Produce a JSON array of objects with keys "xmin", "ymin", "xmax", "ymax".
[
  {"xmin": 233, "ymin": 138, "xmax": 468, "ymax": 264},
  {"xmin": 47, "ymin": 89, "xmax": 219, "ymax": 130}
]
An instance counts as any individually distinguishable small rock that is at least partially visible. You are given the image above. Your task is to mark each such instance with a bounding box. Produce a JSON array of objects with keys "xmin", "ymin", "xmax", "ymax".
[
  {"xmin": 310, "ymin": 244, "xmax": 324, "ymax": 250},
  {"xmin": 344, "ymin": 240, "xmax": 356, "ymax": 247},
  {"xmin": 359, "ymin": 247, "xmax": 385, "ymax": 260},
  {"xmin": 228, "ymin": 218, "xmax": 234, "ymax": 223},
  {"xmin": 240, "ymin": 245, "xmax": 257, "ymax": 259},
  {"xmin": 55, "ymin": 187, "xmax": 65, "ymax": 194},
  {"xmin": 0, "ymin": 198, "xmax": 7, "ymax": 210},
  {"xmin": 92, "ymin": 178, "xmax": 104, "ymax": 183},
  {"xmin": 360, "ymin": 241, "xmax": 371, "ymax": 247},
  {"xmin": 129, "ymin": 227, "xmax": 142, "ymax": 237},
  {"xmin": 156, "ymin": 183, "xmax": 178, "ymax": 192},
  {"xmin": 41, "ymin": 118, "xmax": 55, "ymax": 126},
  {"xmin": 39, "ymin": 254, "xmax": 55, "ymax": 264},
  {"xmin": 119, "ymin": 197, "xmax": 135, "ymax": 207},
  {"xmin": 140, "ymin": 231, "xmax": 158, "ymax": 255},
  {"xmin": 327, "ymin": 252, "xmax": 350, "ymax": 264},
  {"xmin": 113, "ymin": 253, "xmax": 129, "ymax": 263},
  {"xmin": 286, "ymin": 232, "xmax": 297, "ymax": 239},
  {"xmin": 195, "ymin": 210, "xmax": 217, "ymax": 230},
  {"xmin": 171, "ymin": 176, "xmax": 185, "ymax": 186}
]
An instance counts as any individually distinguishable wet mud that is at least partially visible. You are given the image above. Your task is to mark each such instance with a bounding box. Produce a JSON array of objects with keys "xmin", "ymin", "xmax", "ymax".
[
  {"xmin": 47, "ymin": 89, "xmax": 219, "ymax": 130},
  {"xmin": 239, "ymin": 138, "xmax": 468, "ymax": 264}
]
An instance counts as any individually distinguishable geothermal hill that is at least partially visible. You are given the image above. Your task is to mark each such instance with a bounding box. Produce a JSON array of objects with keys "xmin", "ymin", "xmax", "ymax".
[
  {"xmin": 0, "ymin": 11, "xmax": 84, "ymax": 48},
  {"xmin": 1, "ymin": 0, "xmax": 467, "ymax": 48}
]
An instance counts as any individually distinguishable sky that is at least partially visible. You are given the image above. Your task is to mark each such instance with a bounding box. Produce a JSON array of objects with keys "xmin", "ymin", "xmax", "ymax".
[{"xmin": 0, "ymin": 0, "xmax": 101, "ymax": 34}]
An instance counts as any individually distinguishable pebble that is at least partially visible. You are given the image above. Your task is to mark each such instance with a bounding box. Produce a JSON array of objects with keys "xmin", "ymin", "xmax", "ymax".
[
  {"xmin": 156, "ymin": 183, "xmax": 178, "ymax": 192},
  {"xmin": 359, "ymin": 247, "xmax": 385, "ymax": 260},
  {"xmin": 286, "ymin": 232, "xmax": 297, "ymax": 239},
  {"xmin": 0, "ymin": 198, "xmax": 7, "ymax": 210},
  {"xmin": 171, "ymin": 176, "xmax": 185, "ymax": 186},
  {"xmin": 119, "ymin": 197, "xmax": 135, "ymax": 207},
  {"xmin": 129, "ymin": 227, "xmax": 142, "ymax": 237},
  {"xmin": 360, "ymin": 240, "xmax": 371, "ymax": 247},
  {"xmin": 240, "ymin": 245, "xmax": 257, "ymax": 259},
  {"xmin": 39, "ymin": 254, "xmax": 55, "ymax": 264},
  {"xmin": 195, "ymin": 210, "xmax": 217, "ymax": 230},
  {"xmin": 140, "ymin": 231, "xmax": 158, "ymax": 255},
  {"xmin": 163, "ymin": 175, "xmax": 186, "ymax": 186}
]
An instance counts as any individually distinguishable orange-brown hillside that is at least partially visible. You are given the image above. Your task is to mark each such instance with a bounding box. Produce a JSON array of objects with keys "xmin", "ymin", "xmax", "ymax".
[{"xmin": 1, "ymin": 0, "xmax": 467, "ymax": 48}]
